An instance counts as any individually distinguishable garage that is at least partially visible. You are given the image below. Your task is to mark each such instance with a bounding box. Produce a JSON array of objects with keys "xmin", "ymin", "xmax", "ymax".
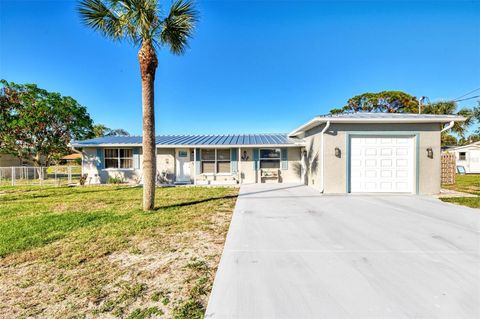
[
  {"xmin": 349, "ymin": 135, "xmax": 415, "ymax": 193},
  {"xmin": 289, "ymin": 113, "xmax": 465, "ymax": 194}
]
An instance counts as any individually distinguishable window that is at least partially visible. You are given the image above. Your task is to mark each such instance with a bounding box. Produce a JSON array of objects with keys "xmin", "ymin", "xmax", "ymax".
[
  {"xmin": 104, "ymin": 148, "xmax": 133, "ymax": 169},
  {"xmin": 260, "ymin": 149, "xmax": 280, "ymax": 169},
  {"xmin": 200, "ymin": 149, "xmax": 231, "ymax": 174},
  {"xmin": 217, "ymin": 149, "xmax": 231, "ymax": 173},
  {"xmin": 459, "ymin": 152, "xmax": 466, "ymax": 161},
  {"xmin": 201, "ymin": 149, "xmax": 215, "ymax": 174}
]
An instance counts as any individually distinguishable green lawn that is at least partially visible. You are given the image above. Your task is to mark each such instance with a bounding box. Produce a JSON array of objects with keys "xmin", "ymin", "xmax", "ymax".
[
  {"xmin": 0, "ymin": 185, "xmax": 238, "ymax": 319},
  {"xmin": 441, "ymin": 175, "xmax": 480, "ymax": 208}
]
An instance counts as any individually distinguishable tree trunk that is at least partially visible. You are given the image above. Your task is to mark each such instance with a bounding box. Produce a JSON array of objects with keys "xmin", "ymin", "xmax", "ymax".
[
  {"xmin": 138, "ymin": 41, "xmax": 158, "ymax": 211},
  {"xmin": 33, "ymin": 153, "xmax": 44, "ymax": 180}
]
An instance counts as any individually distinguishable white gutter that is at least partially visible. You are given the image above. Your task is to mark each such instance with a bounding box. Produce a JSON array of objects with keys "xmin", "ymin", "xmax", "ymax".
[
  {"xmin": 289, "ymin": 115, "xmax": 466, "ymax": 137},
  {"xmin": 440, "ymin": 121, "xmax": 455, "ymax": 133},
  {"xmin": 319, "ymin": 121, "xmax": 331, "ymax": 193},
  {"xmin": 289, "ymin": 117, "xmax": 322, "ymax": 137}
]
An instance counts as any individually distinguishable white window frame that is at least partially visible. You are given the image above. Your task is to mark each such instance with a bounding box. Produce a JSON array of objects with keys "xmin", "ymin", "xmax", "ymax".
[
  {"xmin": 259, "ymin": 148, "xmax": 281, "ymax": 169},
  {"xmin": 200, "ymin": 148, "xmax": 231, "ymax": 175},
  {"xmin": 459, "ymin": 152, "xmax": 467, "ymax": 161},
  {"xmin": 104, "ymin": 148, "xmax": 134, "ymax": 170}
]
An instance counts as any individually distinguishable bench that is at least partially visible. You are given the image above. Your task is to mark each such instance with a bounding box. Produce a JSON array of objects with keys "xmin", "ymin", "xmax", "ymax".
[{"xmin": 261, "ymin": 169, "xmax": 280, "ymax": 183}]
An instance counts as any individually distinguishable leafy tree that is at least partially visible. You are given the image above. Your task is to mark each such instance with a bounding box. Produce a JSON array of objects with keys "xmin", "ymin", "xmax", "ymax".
[
  {"xmin": 92, "ymin": 124, "xmax": 108, "ymax": 137},
  {"xmin": 79, "ymin": 0, "xmax": 197, "ymax": 211},
  {"xmin": 459, "ymin": 134, "xmax": 480, "ymax": 145},
  {"xmin": 419, "ymin": 101, "xmax": 474, "ymax": 139},
  {"xmin": 336, "ymin": 91, "xmax": 419, "ymax": 113},
  {"xmin": 441, "ymin": 133, "xmax": 458, "ymax": 146},
  {"xmin": 107, "ymin": 128, "xmax": 130, "ymax": 136},
  {"xmin": 92, "ymin": 124, "xmax": 130, "ymax": 137},
  {"xmin": 330, "ymin": 92, "xmax": 478, "ymax": 145},
  {"xmin": 0, "ymin": 80, "xmax": 93, "ymax": 166}
]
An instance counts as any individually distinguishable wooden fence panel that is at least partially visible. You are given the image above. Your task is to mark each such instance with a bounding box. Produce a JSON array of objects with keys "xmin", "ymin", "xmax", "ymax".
[{"xmin": 441, "ymin": 152, "xmax": 456, "ymax": 185}]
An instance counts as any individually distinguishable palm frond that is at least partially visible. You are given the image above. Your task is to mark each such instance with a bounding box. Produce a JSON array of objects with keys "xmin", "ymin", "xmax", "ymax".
[
  {"xmin": 122, "ymin": 0, "xmax": 158, "ymax": 41},
  {"xmin": 160, "ymin": 0, "xmax": 197, "ymax": 55},
  {"xmin": 78, "ymin": 0, "xmax": 126, "ymax": 40},
  {"xmin": 79, "ymin": 0, "xmax": 198, "ymax": 54}
]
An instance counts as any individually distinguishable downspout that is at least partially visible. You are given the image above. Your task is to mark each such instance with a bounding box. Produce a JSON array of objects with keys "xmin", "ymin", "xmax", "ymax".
[
  {"xmin": 301, "ymin": 147, "xmax": 306, "ymax": 184},
  {"xmin": 319, "ymin": 121, "xmax": 331, "ymax": 193},
  {"xmin": 441, "ymin": 121, "xmax": 455, "ymax": 133}
]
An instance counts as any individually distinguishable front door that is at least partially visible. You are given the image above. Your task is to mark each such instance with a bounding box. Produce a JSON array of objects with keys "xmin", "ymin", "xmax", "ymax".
[{"xmin": 176, "ymin": 149, "xmax": 191, "ymax": 182}]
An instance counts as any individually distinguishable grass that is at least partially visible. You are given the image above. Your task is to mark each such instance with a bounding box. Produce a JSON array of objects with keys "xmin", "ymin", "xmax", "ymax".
[
  {"xmin": 441, "ymin": 174, "xmax": 480, "ymax": 208},
  {"xmin": 0, "ymin": 185, "xmax": 238, "ymax": 318}
]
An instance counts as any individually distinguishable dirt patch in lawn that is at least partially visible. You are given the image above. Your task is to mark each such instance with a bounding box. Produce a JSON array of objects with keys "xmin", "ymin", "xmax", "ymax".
[
  {"xmin": 0, "ymin": 186, "xmax": 237, "ymax": 319},
  {"xmin": 0, "ymin": 225, "xmax": 229, "ymax": 319}
]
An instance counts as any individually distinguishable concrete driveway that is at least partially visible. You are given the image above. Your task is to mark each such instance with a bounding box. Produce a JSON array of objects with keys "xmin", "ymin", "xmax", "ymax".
[{"xmin": 206, "ymin": 184, "xmax": 480, "ymax": 319}]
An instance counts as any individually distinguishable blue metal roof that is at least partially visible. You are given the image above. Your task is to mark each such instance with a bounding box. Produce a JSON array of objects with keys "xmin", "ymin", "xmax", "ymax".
[{"xmin": 72, "ymin": 134, "xmax": 304, "ymax": 147}]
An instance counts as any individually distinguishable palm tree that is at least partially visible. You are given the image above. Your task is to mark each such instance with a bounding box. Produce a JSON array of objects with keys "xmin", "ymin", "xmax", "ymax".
[
  {"xmin": 421, "ymin": 101, "xmax": 474, "ymax": 139},
  {"xmin": 79, "ymin": 0, "xmax": 197, "ymax": 210}
]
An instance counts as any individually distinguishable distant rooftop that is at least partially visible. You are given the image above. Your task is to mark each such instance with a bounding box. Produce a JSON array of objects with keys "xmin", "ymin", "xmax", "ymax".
[{"xmin": 72, "ymin": 133, "xmax": 304, "ymax": 147}]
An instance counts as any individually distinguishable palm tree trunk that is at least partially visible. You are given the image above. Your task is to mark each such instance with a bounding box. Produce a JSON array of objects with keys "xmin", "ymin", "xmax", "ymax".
[{"xmin": 138, "ymin": 42, "xmax": 158, "ymax": 211}]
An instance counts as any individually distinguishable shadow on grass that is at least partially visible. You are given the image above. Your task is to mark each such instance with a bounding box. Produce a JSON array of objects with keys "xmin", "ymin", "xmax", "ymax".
[
  {"xmin": 154, "ymin": 194, "xmax": 239, "ymax": 211},
  {"xmin": 1, "ymin": 186, "xmax": 138, "ymax": 202}
]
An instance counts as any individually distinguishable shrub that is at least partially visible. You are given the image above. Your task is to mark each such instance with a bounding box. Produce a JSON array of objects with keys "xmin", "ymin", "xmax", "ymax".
[{"xmin": 108, "ymin": 175, "xmax": 124, "ymax": 184}]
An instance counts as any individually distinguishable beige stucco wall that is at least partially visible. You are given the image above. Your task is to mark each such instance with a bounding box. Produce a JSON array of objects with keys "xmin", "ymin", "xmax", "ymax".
[
  {"xmin": 81, "ymin": 147, "xmax": 142, "ymax": 184},
  {"xmin": 237, "ymin": 147, "xmax": 302, "ymax": 184},
  {"xmin": 194, "ymin": 147, "xmax": 302, "ymax": 184},
  {"xmin": 81, "ymin": 146, "xmax": 302, "ymax": 185},
  {"xmin": 303, "ymin": 123, "xmax": 442, "ymax": 194}
]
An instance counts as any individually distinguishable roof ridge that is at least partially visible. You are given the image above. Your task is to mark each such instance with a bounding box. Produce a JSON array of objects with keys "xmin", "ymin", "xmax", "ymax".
[
  {"xmin": 72, "ymin": 133, "xmax": 303, "ymax": 147},
  {"xmin": 154, "ymin": 133, "xmax": 289, "ymax": 136}
]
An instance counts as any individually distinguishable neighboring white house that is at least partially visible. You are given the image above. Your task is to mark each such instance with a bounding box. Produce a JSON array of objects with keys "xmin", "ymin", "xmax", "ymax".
[{"xmin": 448, "ymin": 141, "xmax": 480, "ymax": 173}]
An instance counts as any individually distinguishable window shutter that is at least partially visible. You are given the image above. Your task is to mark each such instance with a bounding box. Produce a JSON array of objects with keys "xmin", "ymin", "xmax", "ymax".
[
  {"xmin": 133, "ymin": 147, "xmax": 141, "ymax": 169},
  {"xmin": 96, "ymin": 148, "xmax": 104, "ymax": 169},
  {"xmin": 195, "ymin": 149, "xmax": 201, "ymax": 175},
  {"xmin": 253, "ymin": 148, "xmax": 259, "ymax": 171},
  {"xmin": 230, "ymin": 148, "xmax": 238, "ymax": 173},
  {"xmin": 281, "ymin": 148, "xmax": 288, "ymax": 170}
]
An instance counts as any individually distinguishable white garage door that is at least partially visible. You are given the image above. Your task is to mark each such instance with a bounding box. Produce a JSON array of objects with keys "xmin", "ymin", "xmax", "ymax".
[{"xmin": 350, "ymin": 136, "xmax": 415, "ymax": 193}]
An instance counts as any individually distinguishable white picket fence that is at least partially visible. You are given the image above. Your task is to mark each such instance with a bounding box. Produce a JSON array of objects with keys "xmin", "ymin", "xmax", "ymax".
[{"xmin": 0, "ymin": 166, "xmax": 82, "ymax": 186}]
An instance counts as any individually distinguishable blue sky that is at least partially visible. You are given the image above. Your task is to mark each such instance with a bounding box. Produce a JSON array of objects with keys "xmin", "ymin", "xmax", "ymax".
[{"xmin": 1, "ymin": 0, "xmax": 479, "ymax": 135}]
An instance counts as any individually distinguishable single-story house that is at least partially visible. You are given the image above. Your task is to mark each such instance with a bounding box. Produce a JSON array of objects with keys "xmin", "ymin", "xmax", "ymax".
[
  {"xmin": 71, "ymin": 113, "xmax": 465, "ymax": 194},
  {"xmin": 59, "ymin": 153, "xmax": 82, "ymax": 165},
  {"xmin": 447, "ymin": 141, "xmax": 480, "ymax": 174}
]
